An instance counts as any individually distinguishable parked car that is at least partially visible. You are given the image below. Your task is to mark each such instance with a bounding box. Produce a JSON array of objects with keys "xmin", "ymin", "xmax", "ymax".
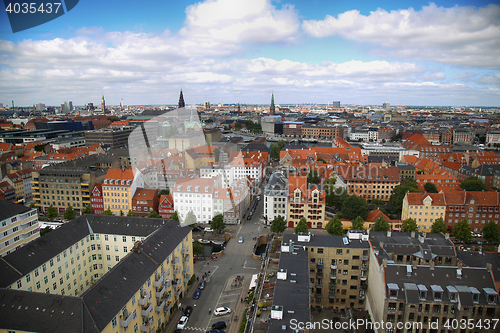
[
  {"xmin": 238, "ymin": 237, "xmax": 244, "ymax": 243},
  {"xmin": 199, "ymin": 280, "xmax": 206, "ymax": 290},
  {"xmin": 214, "ymin": 307, "xmax": 231, "ymax": 316},
  {"xmin": 204, "ymin": 227, "xmax": 214, "ymax": 232},
  {"xmin": 193, "ymin": 225, "xmax": 204, "ymax": 232},
  {"xmin": 206, "ymin": 330, "xmax": 225, "ymax": 333},
  {"xmin": 177, "ymin": 316, "xmax": 189, "ymax": 329},
  {"xmin": 184, "ymin": 306, "xmax": 193, "ymax": 317},
  {"xmin": 247, "ymin": 215, "xmax": 251, "ymax": 220},
  {"xmin": 212, "ymin": 321, "xmax": 227, "ymax": 329},
  {"xmin": 193, "ymin": 289, "xmax": 201, "ymax": 299}
]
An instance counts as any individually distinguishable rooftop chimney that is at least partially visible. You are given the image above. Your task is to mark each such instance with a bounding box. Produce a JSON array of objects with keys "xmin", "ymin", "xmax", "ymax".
[
  {"xmin": 382, "ymin": 258, "xmax": 388, "ymax": 267},
  {"xmin": 430, "ymin": 261, "xmax": 435, "ymax": 270},
  {"xmin": 412, "ymin": 261, "xmax": 417, "ymax": 269},
  {"xmin": 387, "ymin": 231, "xmax": 392, "ymax": 238},
  {"xmin": 486, "ymin": 263, "xmax": 492, "ymax": 271},
  {"xmin": 379, "ymin": 242, "xmax": 384, "ymax": 249},
  {"xmin": 445, "ymin": 233, "xmax": 449, "ymax": 240},
  {"xmin": 411, "ymin": 231, "xmax": 415, "ymax": 238},
  {"xmin": 457, "ymin": 262, "xmax": 463, "ymax": 270}
]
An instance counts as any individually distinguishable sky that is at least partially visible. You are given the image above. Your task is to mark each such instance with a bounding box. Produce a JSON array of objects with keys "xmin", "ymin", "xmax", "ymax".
[{"xmin": 0, "ymin": 0, "xmax": 499, "ymax": 107}]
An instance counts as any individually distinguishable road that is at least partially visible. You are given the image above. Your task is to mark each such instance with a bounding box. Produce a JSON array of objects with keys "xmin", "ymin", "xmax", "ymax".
[{"xmin": 170, "ymin": 181, "xmax": 270, "ymax": 333}]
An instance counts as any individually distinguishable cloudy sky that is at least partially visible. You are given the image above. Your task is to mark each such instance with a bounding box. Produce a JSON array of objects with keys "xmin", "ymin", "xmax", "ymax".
[{"xmin": 0, "ymin": 0, "xmax": 499, "ymax": 107}]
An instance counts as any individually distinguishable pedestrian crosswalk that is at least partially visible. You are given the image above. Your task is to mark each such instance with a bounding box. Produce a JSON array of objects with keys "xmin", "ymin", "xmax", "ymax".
[{"xmin": 184, "ymin": 326, "xmax": 205, "ymax": 331}]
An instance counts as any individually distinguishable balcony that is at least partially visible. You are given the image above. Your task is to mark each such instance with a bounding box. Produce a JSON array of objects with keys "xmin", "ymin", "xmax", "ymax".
[
  {"xmin": 183, "ymin": 254, "xmax": 190, "ymax": 263},
  {"xmin": 183, "ymin": 267, "xmax": 190, "ymax": 274},
  {"xmin": 164, "ymin": 280, "xmax": 171, "ymax": 289},
  {"xmin": 164, "ymin": 268, "xmax": 170, "ymax": 276},
  {"xmin": 359, "ymin": 292, "xmax": 365, "ymax": 300},
  {"xmin": 175, "ymin": 288, "xmax": 182, "ymax": 297},
  {"xmin": 362, "ymin": 255, "xmax": 369, "ymax": 261},
  {"xmin": 316, "ymin": 271, "xmax": 323, "ymax": 278},
  {"xmin": 181, "ymin": 246, "xmax": 189, "ymax": 254},
  {"xmin": 155, "ymin": 285, "xmax": 166, "ymax": 298},
  {"xmin": 163, "ymin": 292, "xmax": 171, "ymax": 302},
  {"xmin": 141, "ymin": 302, "xmax": 153, "ymax": 316},
  {"xmin": 165, "ymin": 302, "xmax": 173, "ymax": 313},
  {"xmin": 120, "ymin": 310, "xmax": 133, "ymax": 327},
  {"xmin": 21, "ymin": 231, "xmax": 33, "ymax": 239},
  {"xmin": 138, "ymin": 290, "xmax": 151, "ymax": 305},
  {"xmin": 316, "ymin": 263, "xmax": 324, "ymax": 269},
  {"xmin": 153, "ymin": 274, "xmax": 164, "ymax": 288},
  {"xmin": 329, "ymin": 292, "xmax": 336, "ymax": 299},
  {"xmin": 330, "ymin": 264, "xmax": 337, "ymax": 270},
  {"xmin": 330, "ymin": 273, "xmax": 337, "ymax": 279},
  {"xmin": 360, "ymin": 275, "xmax": 367, "ymax": 281},
  {"xmin": 173, "ymin": 256, "xmax": 180, "ymax": 265},
  {"xmin": 174, "ymin": 267, "xmax": 181, "ymax": 275},
  {"xmin": 155, "ymin": 299, "xmax": 166, "ymax": 312},
  {"xmin": 140, "ymin": 318, "xmax": 153, "ymax": 332},
  {"xmin": 315, "ymin": 282, "xmax": 323, "ymax": 288},
  {"xmin": 361, "ymin": 264, "xmax": 368, "ymax": 271}
]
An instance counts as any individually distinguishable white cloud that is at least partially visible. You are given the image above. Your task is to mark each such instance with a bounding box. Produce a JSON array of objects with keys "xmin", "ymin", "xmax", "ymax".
[
  {"xmin": 452, "ymin": 72, "xmax": 477, "ymax": 80},
  {"xmin": 475, "ymin": 73, "xmax": 500, "ymax": 86},
  {"xmin": 302, "ymin": 3, "xmax": 500, "ymax": 69}
]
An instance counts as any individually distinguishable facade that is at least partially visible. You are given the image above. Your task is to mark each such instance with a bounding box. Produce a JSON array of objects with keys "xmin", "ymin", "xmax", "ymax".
[
  {"xmin": 286, "ymin": 233, "xmax": 370, "ymax": 310},
  {"xmin": 84, "ymin": 127, "xmax": 134, "ymax": 149},
  {"xmin": 486, "ymin": 129, "xmax": 500, "ymax": 145},
  {"xmin": 0, "ymin": 180, "xmax": 15, "ymax": 201},
  {"xmin": 263, "ymin": 172, "xmax": 287, "ymax": 223},
  {"xmin": 102, "ymin": 168, "xmax": 144, "ymax": 216},
  {"xmin": 397, "ymin": 163, "xmax": 416, "ymax": 180},
  {"xmin": 228, "ymin": 156, "xmax": 263, "ymax": 185},
  {"xmin": 203, "ymin": 128, "xmax": 222, "ymax": 144},
  {"xmin": 283, "ymin": 121, "xmax": 303, "ymax": 137},
  {"xmin": 213, "ymin": 178, "xmax": 250, "ymax": 224},
  {"xmin": 168, "ymin": 132, "xmax": 205, "ymax": 151},
  {"xmin": 402, "ymin": 192, "xmax": 447, "ymax": 231},
  {"xmin": 132, "ymin": 188, "xmax": 159, "ymax": 216},
  {"xmin": 173, "ymin": 177, "xmax": 216, "ymax": 224},
  {"xmin": 453, "ymin": 129, "xmax": 474, "ymax": 144},
  {"xmin": 302, "ymin": 124, "xmax": 344, "ymax": 139},
  {"xmin": 158, "ymin": 194, "xmax": 175, "ymax": 218},
  {"xmin": 440, "ymin": 128, "xmax": 453, "ymax": 145},
  {"xmin": 0, "ymin": 200, "xmax": 39, "ymax": 257},
  {"xmin": 91, "ymin": 184, "xmax": 104, "ymax": 215},
  {"xmin": 336, "ymin": 165, "xmax": 401, "ymax": 201},
  {"xmin": 287, "ymin": 176, "xmax": 326, "ymax": 229},
  {"xmin": 0, "ymin": 216, "xmax": 194, "ymax": 333},
  {"xmin": 415, "ymin": 173, "xmax": 460, "ymax": 193},
  {"xmin": 3, "ymin": 171, "xmax": 24, "ymax": 199},
  {"xmin": 184, "ymin": 145, "xmax": 215, "ymax": 169}
]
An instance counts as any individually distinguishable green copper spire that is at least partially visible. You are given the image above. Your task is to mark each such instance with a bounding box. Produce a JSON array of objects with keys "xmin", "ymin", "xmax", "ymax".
[{"xmin": 270, "ymin": 93, "xmax": 275, "ymax": 115}]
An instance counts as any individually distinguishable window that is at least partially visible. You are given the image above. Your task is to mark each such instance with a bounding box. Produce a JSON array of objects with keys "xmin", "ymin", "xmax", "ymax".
[{"xmin": 123, "ymin": 247, "xmax": 128, "ymax": 253}]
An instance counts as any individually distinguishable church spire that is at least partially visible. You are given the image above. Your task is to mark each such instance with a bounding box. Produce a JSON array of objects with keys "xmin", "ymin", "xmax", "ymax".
[
  {"xmin": 178, "ymin": 89, "xmax": 185, "ymax": 108},
  {"xmin": 270, "ymin": 92, "xmax": 275, "ymax": 115},
  {"xmin": 101, "ymin": 94, "xmax": 106, "ymax": 113}
]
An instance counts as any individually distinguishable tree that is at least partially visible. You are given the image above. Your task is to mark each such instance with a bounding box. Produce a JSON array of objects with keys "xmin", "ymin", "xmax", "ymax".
[
  {"xmin": 389, "ymin": 183, "xmax": 420, "ymax": 215},
  {"xmin": 270, "ymin": 216, "xmax": 286, "ymax": 234},
  {"xmin": 307, "ymin": 169, "xmax": 319, "ymax": 184},
  {"xmin": 29, "ymin": 201, "xmax": 36, "ymax": 209},
  {"xmin": 185, "ymin": 210, "xmax": 197, "ymax": 225},
  {"xmin": 40, "ymin": 226, "xmax": 53, "ymax": 236},
  {"xmin": 193, "ymin": 240, "xmax": 203, "ymax": 255},
  {"xmin": 331, "ymin": 190, "xmax": 347, "ymax": 210},
  {"xmin": 82, "ymin": 205, "xmax": 93, "ymax": 215},
  {"xmin": 452, "ymin": 219, "xmax": 472, "ymax": 242},
  {"xmin": 370, "ymin": 199, "xmax": 386, "ymax": 206},
  {"xmin": 210, "ymin": 213, "xmax": 226, "ymax": 233},
  {"xmin": 127, "ymin": 210, "xmax": 137, "ymax": 217},
  {"xmin": 270, "ymin": 144, "xmax": 280, "ymax": 160},
  {"xmin": 147, "ymin": 210, "xmax": 160, "ymax": 218},
  {"xmin": 158, "ymin": 189, "xmax": 169, "ymax": 196},
  {"xmin": 170, "ymin": 211, "xmax": 180, "ymax": 222},
  {"xmin": 351, "ymin": 216, "xmax": 365, "ymax": 230},
  {"xmin": 460, "ymin": 176, "xmax": 487, "ymax": 191},
  {"xmin": 424, "ymin": 182, "xmax": 438, "ymax": 193},
  {"xmin": 482, "ymin": 220, "xmax": 500, "ymax": 243},
  {"xmin": 62, "ymin": 206, "xmax": 76, "ymax": 220},
  {"xmin": 120, "ymin": 210, "xmax": 124, "ymax": 216},
  {"xmin": 325, "ymin": 216, "xmax": 344, "ymax": 236},
  {"xmin": 46, "ymin": 204, "xmax": 58, "ymax": 220},
  {"xmin": 294, "ymin": 217, "xmax": 309, "ymax": 234},
  {"xmin": 430, "ymin": 217, "xmax": 448, "ymax": 234},
  {"xmin": 372, "ymin": 217, "xmax": 390, "ymax": 232},
  {"xmin": 401, "ymin": 218, "xmax": 418, "ymax": 232},
  {"xmin": 234, "ymin": 122, "xmax": 242, "ymax": 130},
  {"xmin": 341, "ymin": 195, "xmax": 368, "ymax": 220},
  {"xmin": 103, "ymin": 208, "xmax": 114, "ymax": 216},
  {"xmin": 401, "ymin": 177, "xmax": 419, "ymax": 189}
]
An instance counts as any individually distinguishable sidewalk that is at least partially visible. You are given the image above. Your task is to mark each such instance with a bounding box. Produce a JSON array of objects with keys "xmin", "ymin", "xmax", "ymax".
[
  {"xmin": 227, "ymin": 274, "xmax": 252, "ymax": 333},
  {"xmin": 162, "ymin": 280, "xmax": 200, "ymax": 333}
]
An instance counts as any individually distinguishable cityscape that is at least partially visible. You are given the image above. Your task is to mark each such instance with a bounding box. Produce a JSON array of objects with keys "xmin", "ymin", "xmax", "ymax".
[{"xmin": 0, "ymin": 1, "xmax": 500, "ymax": 333}]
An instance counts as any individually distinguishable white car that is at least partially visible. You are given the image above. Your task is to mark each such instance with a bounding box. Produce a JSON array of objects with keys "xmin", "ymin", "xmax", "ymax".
[
  {"xmin": 238, "ymin": 237, "xmax": 244, "ymax": 243},
  {"xmin": 204, "ymin": 227, "xmax": 214, "ymax": 232},
  {"xmin": 177, "ymin": 316, "xmax": 189, "ymax": 329},
  {"xmin": 214, "ymin": 307, "xmax": 231, "ymax": 316}
]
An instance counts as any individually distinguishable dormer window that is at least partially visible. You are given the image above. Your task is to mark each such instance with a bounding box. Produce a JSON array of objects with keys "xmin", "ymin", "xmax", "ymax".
[
  {"xmin": 177, "ymin": 185, "xmax": 182, "ymax": 191},
  {"xmin": 126, "ymin": 180, "xmax": 131, "ymax": 185},
  {"xmin": 483, "ymin": 288, "xmax": 498, "ymax": 304},
  {"xmin": 447, "ymin": 286, "xmax": 457, "ymax": 302},
  {"xmin": 471, "ymin": 287, "xmax": 480, "ymax": 303},
  {"xmin": 205, "ymin": 186, "xmax": 210, "ymax": 192},
  {"xmin": 387, "ymin": 283, "xmax": 399, "ymax": 299},
  {"xmin": 121, "ymin": 180, "xmax": 126, "ymax": 185},
  {"xmin": 418, "ymin": 284, "xmax": 428, "ymax": 300},
  {"xmin": 187, "ymin": 186, "xmax": 192, "ymax": 191},
  {"xmin": 104, "ymin": 179, "xmax": 108, "ymax": 184}
]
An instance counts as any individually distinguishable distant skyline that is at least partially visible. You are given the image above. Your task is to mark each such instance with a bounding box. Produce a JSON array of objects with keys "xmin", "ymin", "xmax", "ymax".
[{"xmin": 0, "ymin": 0, "xmax": 499, "ymax": 107}]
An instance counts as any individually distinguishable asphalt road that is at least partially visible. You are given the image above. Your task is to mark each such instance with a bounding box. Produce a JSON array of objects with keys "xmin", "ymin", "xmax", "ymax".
[{"xmin": 175, "ymin": 183, "xmax": 269, "ymax": 332}]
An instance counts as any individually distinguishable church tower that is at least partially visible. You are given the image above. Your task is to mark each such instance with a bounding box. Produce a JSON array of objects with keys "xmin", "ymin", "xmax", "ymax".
[
  {"xmin": 270, "ymin": 93, "xmax": 275, "ymax": 115},
  {"xmin": 101, "ymin": 94, "xmax": 106, "ymax": 113},
  {"xmin": 178, "ymin": 89, "xmax": 185, "ymax": 108}
]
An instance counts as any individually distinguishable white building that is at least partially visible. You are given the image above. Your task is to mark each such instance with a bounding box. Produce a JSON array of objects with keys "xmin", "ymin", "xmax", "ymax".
[
  {"xmin": 228, "ymin": 157, "xmax": 263, "ymax": 185},
  {"xmin": 0, "ymin": 201, "xmax": 39, "ymax": 257},
  {"xmin": 349, "ymin": 130, "xmax": 370, "ymax": 142},
  {"xmin": 173, "ymin": 177, "xmax": 221, "ymax": 224},
  {"xmin": 263, "ymin": 172, "xmax": 287, "ymax": 224},
  {"xmin": 486, "ymin": 130, "xmax": 500, "ymax": 145}
]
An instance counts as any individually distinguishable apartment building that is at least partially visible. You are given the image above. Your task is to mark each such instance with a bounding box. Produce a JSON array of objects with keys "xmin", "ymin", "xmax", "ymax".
[
  {"xmin": 168, "ymin": 131, "xmax": 205, "ymax": 151},
  {"xmin": 2, "ymin": 169, "xmax": 33, "ymax": 200},
  {"xmin": 283, "ymin": 121, "xmax": 303, "ymax": 137},
  {"xmin": 0, "ymin": 200, "xmax": 39, "ymax": 257},
  {"xmin": 287, "ymin": 176, "xmax": 325, "ymax": 229},
  {"xmin": 453, "ymin": 128, "xmax": 475, "ymax": 144},
  {"xmin": 415, "ymin": 172, "xmax": 460, "ymax": 192},
  {"xmin": 401, "ymin": 192, "xmax": 447, "ymax": 231},
  {"xmin": 0, "ymin": 216, "xmax": 194, "ymax": 333},
  {"xmin": 0, "ymin": 180, "xmax": 15, "ymax": 201},
  {"xmin": 158, "ymin": 194, "xmax": 175, "ymax": 218},
  {"xmin": 335, "ymin": 165, "xmax": 400, "ymax": 201},
  {"xmin": 132, "ymin": 188, "xmax": 159, "ymax": 216},
  {"xmin": 185, "ymin": 145, "xmax": 215, "ymax": 169},
  {"xmin": 102, "ymin": 167, "xmax": 145, "ymax": 216},
  {"xmin": 263, "ymin": 172, "xmax": 287, "ymax": 223},
  {"xmin": 213, "ymin": 178, "xmax": 250, "ymax": 224},
  {"xmin": 440, "ymin": 128, "xmax": 453, "ymax": 145},
  {"xmin": 33, "ymin": 154, "xmax": 119, "ymax": 215},
  {"xmin": 84, "ymin": 127, "xmax": 134, "ymax": 149},
  {"xmin": 228, "ymin": 156, "xmax": 263, "ymax": 185},
  {"xmin": 90, "ymin": 184, "xmax": 104, "ymax": 215},
  {"xmin": 302, "ymin": 124, "xmax": 345, "ymax": 139},
  {"xmin": 286, "ymin": 232, "xmax": 370, "ymax": 310},
  {"xmin": 486, "ymin": 129, "xmax": 500, "ymax": 145},
  {"xmin": 173, "ymin": 177, "xmax": 218, "ymax": 224},
  {"xmin": 397, "ymin": 163, "xmax": 416, "ymax": 180}
]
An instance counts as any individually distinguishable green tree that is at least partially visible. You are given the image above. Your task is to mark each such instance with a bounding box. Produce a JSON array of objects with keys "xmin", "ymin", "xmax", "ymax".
[
  {"xmin": 185, "ymin": 210, "xmax": 197, "ymax": 225},
  {"xmin": 482, "ymin": 220, "xmax": 500, "ymax": 243},
  {"xmin": 170, "ymin": 211, "xmax": 180, "ymax": 222},
  {"xmin": 270, "ymin": 215, "xmax": 286, "ymax": 234},
  {"xmin": 63, "ymin": 206, "xmax": 76, "ymax": 220},
  {"xmin": 401, "ymin": 177, "xmax": 419, "ymax": 189},
  {"xmin": 277, "ymin": 140, "xmax": 286, "ymax": 150},
  {"xmin": 430, "ymin": 217, "xmax": 448, "ymax": 234},
  {"xmin": 351, "ymin": 216, "xmax": 365, "ymax": 230},
  {"xmin": 452, "ymin": 219, "xmax": 472, "ymax": 242},
  {"xmin": 46, "ymin": 204, "xmax": 58, "ymax": 220},
  {"xmin": 372, "ymin": 217, "xmax": 390, "ymax": 232},
  {"xmin": 82, "ymin": 205, "xmax": 93, "ymax": 215},
  {"xmin": 235, "ymin": 122, "xmax": 242, "ymax": 130},
  {"xmin": 270, "ymin": 144, "xmax": 280, "ymax": 160},
  {"xmin": 370, "ymin": 199, "xmax": 386, "ymax": 206},
  {"xmin": 210, "ymin": 213, "xmax": 226, "ymax": 233},
  {"xmin": 158, "ymin": 189, "xmax": 169, "ymax": 196},
  {"xmin": 325, "ymin": 216, "xmax": 344, "ymax": 236},
  {"xmin": 29, "ymin": 201, "xmax": 36, "ymax": 209},
  {"xmin": 103, "ymin": 208, "xmax": 114, "ymax": 216},
  {"xmin": 126, "ymin": 210, "xmax": 137, "ymax": 217},
  {"xmin": 40, "ymin": 226, "xmax": 53, "ymax": 236},
  {"xmin": 147, "ymin": 210, "xmax": 160, "ymax": 218},
  {"xmin": 331, "ymin": 190, "xmax": 347, "ymax": 210},
  {"xmin": 294, "ymin": 217, "xmax": 309, "ymax": 234},
  {"xmin": 424, "ymin": 182, "xmax": 438, "ymax": 193},
  {"xmin": 401, "ymin": 218, "xmax": 418, "ymax": 232},
  {"xmin": 389, "ymin": 183, "xmax": 420, "ymax": 215},
  {"xmin": 307, "ymin": 169, "xmax": 319, "ymax": 184},
  {"xmin": 193, "ymin": 240, "xmax": 203, "ymax": 255},
  {"xmin": 341, "ymin": 195, "xmax": 368, "ymax": 220},
  {"xmin": 34, "ymin": 143, "xmax": 48, "ymax": 152},
  {"xmin": 120, "ymin": 210, "xmax": 124, "ymax": 216},
  {"xmin": 460, "ymin": 176, "xmax": 487, "ymax": 191}
]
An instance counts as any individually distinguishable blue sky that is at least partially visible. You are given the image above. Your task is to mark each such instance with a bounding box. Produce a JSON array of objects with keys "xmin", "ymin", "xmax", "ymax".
[{"xmin": 0, "ymin": 0, "xmax": 499, "ymax": 107}]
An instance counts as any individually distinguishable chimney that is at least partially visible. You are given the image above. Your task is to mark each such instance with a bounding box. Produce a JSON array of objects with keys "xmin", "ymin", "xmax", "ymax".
[
  {"xmin": 387, "ymin": 231, "xmax": 392, "ymax": 238},
  {"xmin": 418, "ymin": 233, "xmax": 425, "ymax": 244},
  {"xmin": 457, "ymin": 262, "xmax": 463, "ymax": 270},
  {"xmin": 412, "ymin": 261, "xmax": 417, "ymax": 269},
  {"xmin": 486, "ymin": 263, "xmax": 492, "ymax": 271},
  {"xmin": 382, "ymin": 259, "xmax": 388, "ymax": 267},
  {"xmin": 411, "ymin": 231, "xmax": 415, "ymax": 238},
  {"xmin": 380, "ymin": 242, "xmax": 384, "ymax": 249},
  {"xmin": 445, "ymin": 233, "xmax": 449, "ymax": 240},
  {"xmin": 430, "ymin": 261, "xmax": 435, "ymax": 270}
]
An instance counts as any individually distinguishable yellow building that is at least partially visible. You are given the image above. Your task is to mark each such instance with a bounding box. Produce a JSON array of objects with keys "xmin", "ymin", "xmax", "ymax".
[
  {"xmin": 3, "ymin": 172, "xmax": 24, "ymax": 199},
  {"xmin": 184, "ymin": 145, "xmax": 215, "ymax": 169},
  {"xmin": 0, "ymin": 200, "xmax": 39, "ymax": 257},
  {"xmin": 102, "ymin": 167, "xmax": 144, "ymax": 215},
  {"xmin": 401, "ymin": 192, "xmax": 446, "ymax": 231},
  {"xmin": 0, "ymin": 215, "xmax": 193, "ymax": 333}
]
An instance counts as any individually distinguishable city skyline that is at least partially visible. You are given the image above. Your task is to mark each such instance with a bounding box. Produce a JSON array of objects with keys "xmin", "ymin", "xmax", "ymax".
[{"xmin": 0, "ymin": 0, "xmax": 499, "ymax": 107}]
